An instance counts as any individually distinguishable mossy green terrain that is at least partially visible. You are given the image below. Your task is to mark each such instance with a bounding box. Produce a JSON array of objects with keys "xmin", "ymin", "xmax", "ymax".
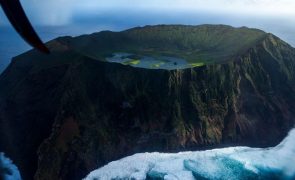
[
  {"xmin": 59, "ymin": 25, "xmax": 267, "ymax": 65},
  {"xmin": 122, "ymin": 59, "xmax": 140, "ymax": 65},
  {"xmin": 189, "ymin": 62, "xmax": 205, "ymax": 67},
  {"xmin": 150, "ymin": 61, "xmax": 165, "ymax": 68},
  {"xmin": 1, "ymin": 25, "xmax": 295, "ymax": 180}
]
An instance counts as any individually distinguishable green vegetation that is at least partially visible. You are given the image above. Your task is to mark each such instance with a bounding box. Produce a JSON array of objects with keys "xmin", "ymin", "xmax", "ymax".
[
  {"xmin": 190, "ymin": 62, "xmax": 205, "ymax": 67},
  {"xmin": 64, "ymin": 25, "xmax": 267, "ymax": 65},
  {"xmin": 3, "ymin": 24, "xmax": 295, "ymax": 180},
  {"xmin": 150, "ymin": 61, "xmax": 165, "ymax": 68},
  {"xmin": 122, "ymin": 59, "xmax": 140, "ymax": 65}
]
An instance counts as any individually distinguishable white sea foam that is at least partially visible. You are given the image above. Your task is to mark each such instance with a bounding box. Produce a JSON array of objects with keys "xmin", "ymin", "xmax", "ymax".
[
  {"xmin": 85, "ymin": 128, "xmax": 295, "ymax": 180},
  {"xmin": 0, "ymin": 153, "xmax": 21, "ymax": 180}
]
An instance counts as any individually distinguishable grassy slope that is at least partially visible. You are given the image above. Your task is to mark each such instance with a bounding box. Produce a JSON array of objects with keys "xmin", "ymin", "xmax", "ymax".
[
  {"xmin": 1, "ymin": 24, "xmax": 295, "ymax": 180},
  {"xmin": 58, "ymin": 24, "xmax": 267, "ymax": 64}
]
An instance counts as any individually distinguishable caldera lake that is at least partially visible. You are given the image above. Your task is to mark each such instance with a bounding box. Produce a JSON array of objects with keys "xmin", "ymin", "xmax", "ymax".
[{"xmin": 106, "ymin": 52, "xmax": 204, "ymax": 70}]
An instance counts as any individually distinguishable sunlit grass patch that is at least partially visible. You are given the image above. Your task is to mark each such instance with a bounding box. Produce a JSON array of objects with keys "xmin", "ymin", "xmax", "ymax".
[
  {"xmin": 190, "ymin": 62, "xmax": 205, "ymax": 67},
  {"xmin": 122, "ymin": 59, "xmax": 140, "ymax": 65},
  {"xmin": 150, "ymin": 61, "xmax": 165, "ymax": 68}
]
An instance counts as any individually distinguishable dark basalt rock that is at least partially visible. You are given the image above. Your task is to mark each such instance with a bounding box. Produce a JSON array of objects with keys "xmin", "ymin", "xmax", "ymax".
[{"xmin": 0, "ymin": 25, "xmax": 295, "ymax": 180}]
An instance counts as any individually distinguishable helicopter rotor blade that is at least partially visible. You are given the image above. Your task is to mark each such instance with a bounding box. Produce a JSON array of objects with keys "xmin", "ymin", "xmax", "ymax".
[{"xmin": 0, "ymin": 0, "xmax": 50, "ymax": 54}]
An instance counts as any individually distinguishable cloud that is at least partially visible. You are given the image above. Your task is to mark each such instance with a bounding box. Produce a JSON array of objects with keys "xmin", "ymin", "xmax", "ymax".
[
  {"xmin": 20, "ymin": 0, "xmax": 76, "ymax": 25},
  {"xmin": 1, "ymin": 0, "xmax": 295, "ymax": 26},
  {"xmin": 57, "ymin": 0, "xmax": 295, "ymax": 15}
]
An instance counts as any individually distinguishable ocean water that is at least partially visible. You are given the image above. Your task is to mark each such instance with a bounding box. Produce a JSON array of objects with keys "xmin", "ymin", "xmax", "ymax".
[
  {"xmin": 1, "ymin": 128, "xmax": 294, "ymax": 180},
  {"xmin": 1, "ymin": 12, "xmax": 295, "ymax": 179},
  {"xmin": 106, "ymin": 53, "xmax": 196, "ymax": 70},
  {"xmin": 0, "ymin": 25, "xmax": 112, "ymax": 73},
  {"xmin": 0, "ymin": 153, "xmax": 21, "ymax": 180},
  {"xmin": 1, "ymin": 11, "xmax": 295, "ymax": 74},
  {"xmin": 85, "ymin": 128, "xmax": 295, "ymax": 180}
]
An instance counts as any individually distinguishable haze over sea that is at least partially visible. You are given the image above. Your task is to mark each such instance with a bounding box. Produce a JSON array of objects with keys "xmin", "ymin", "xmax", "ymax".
[
  {"xmin": 1, "ymin": 1, "xmax": 295, "ymax": 179},
  {"xmin": 1, "ymin": 8, "xmax": 295, "ymax": 73}
]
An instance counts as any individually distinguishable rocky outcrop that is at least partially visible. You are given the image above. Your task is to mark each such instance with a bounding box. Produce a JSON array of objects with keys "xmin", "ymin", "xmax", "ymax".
[{"xmin": 0, "ymin": 26, "xmax": 295, "ymax": 180}]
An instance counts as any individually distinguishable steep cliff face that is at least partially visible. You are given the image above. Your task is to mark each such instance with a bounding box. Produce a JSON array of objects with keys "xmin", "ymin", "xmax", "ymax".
[{"xmin": 0, "ymin": 25, "xmax": 295, "ymax": 180}]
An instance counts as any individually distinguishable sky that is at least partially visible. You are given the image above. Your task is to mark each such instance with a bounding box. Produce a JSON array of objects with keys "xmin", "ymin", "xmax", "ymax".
[
  {"xmin": 1, "ymin": 0, "xmax": 295, "ymax": 26},
  {"xmin": 1, "ymin": 0, "xmax": 295, "ymax": 72}
]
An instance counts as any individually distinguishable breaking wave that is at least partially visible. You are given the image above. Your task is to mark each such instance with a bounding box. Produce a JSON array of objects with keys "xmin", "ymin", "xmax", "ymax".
[
  {"xmin": 85, "ymin": 128, "xmax": 295, "ymax": 180},
  {"xmin": 0, "ymin": 153, "xmax": 21, "ymax": 180}
]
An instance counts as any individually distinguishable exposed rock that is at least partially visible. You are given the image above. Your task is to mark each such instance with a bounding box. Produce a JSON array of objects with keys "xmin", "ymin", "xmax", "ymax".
[{"xmin": 0, "ymin": 25, "xmax": 295, "ymax": 179}]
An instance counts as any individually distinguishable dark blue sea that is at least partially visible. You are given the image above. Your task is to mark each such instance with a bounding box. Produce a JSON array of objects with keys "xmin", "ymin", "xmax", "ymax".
[
  {"xmin": 1, "ymin": 12, "xmax": 295, "ymax": 180},
  {"xmin": 1, "ymin": 11, "xmax": 295, "ymax": 74},
  {"xmin": 0, "ymin": 25, "xmax": 117, "ymax": 73}
]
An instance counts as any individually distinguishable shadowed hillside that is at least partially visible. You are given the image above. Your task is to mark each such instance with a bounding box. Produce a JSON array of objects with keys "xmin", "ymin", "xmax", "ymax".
[
  {"xmin": 0, "ymin": 25, "xmax": 295, "ymax": 180},
  {"xmin": 60, "ymin": 25, "xmax": 267, "ymax": 64}
]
